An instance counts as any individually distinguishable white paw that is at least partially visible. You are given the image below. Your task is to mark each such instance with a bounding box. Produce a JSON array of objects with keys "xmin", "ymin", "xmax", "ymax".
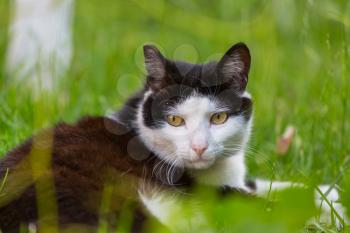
[
  {"xmin": 316, "ymin": 185, "xmax": 340, "ymax": 202},
  {"xmin": 314, "ymin": 185, "xmax": 348, "ymax": 228}
]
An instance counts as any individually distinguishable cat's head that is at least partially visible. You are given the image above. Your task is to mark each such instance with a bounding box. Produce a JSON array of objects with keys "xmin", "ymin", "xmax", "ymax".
[{"xmin": 136, "ymin": 43, "xmax": 252, "ymax": 170}]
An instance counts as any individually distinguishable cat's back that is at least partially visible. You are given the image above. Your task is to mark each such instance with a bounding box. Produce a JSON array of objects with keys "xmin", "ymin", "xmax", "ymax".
[{"xmin": 1, "ymin": 116, "xmax": 138, "ymax": 178}]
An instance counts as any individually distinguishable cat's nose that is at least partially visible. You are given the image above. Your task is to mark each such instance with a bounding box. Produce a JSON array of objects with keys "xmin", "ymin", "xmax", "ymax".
[{"xmin": 191, "ymin": 144, "xmax": 208, "ymax": 157}]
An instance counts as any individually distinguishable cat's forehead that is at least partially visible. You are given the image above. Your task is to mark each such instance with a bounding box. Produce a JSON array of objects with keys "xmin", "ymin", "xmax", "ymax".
[
  {"xmin": 174, "ymin": 61, "xmax": 217, "ymax": 77},
  {"xmin": 154, "ymin": 84, "xmax": 244, "ymax": 116},
  {"xmin": 170, "ymin": 95, "xmax": 227, "ymax": 117},
  {"xmin": 170, "ymin": 61, "xmax": 222, "ymax": 87}
]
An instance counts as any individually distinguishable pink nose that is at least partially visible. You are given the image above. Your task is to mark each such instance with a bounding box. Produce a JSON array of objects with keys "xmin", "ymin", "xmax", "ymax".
[{"xmin": 191, "ymin": 145, "xmax": 208, "ymax": 157}]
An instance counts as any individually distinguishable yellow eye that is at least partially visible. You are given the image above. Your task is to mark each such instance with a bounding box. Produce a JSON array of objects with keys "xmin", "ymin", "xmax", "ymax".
[
  {"xmin": 167, "ymin": 115, "xmax": 185, "ymax": 127},
  {"xmin": 211, "ymin": 112, "xmax": 228, "ymax": 125}
]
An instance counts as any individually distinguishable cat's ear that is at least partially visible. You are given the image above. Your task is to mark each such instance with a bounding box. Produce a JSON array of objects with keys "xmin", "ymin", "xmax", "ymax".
[
  {"xmin": 143, "ymin": 45, "xmax": 167, "ymax": 91},
  {"xmin": 217, "ymin": 43, "xmax": 251, "ymax": 92}
]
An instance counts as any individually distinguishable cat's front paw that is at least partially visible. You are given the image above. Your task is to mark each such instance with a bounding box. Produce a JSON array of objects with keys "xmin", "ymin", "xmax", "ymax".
[{"xmin": 313, "ymin": 185, "xmax": 348, "ymax": 228}]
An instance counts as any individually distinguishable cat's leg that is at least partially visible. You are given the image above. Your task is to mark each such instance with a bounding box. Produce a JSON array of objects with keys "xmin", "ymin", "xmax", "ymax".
[
  {"xmin": 248, "ymin": 179, "xmax": 348, "ymax": 227},
  {"xmin": 250, "ymin": 179, "xmax": 340, "ymax": 205},
  {"xmin": 250, "ymin": 179, "xmax": 303, "ymax": 196}
]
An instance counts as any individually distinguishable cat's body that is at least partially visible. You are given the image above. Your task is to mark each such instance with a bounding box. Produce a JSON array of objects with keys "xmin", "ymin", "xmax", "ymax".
[
  {"xmin": 0, "ymin": 43, "xmax": 345, "ymax": 232},
  {"xmin": 0, "ymin": 117, "xmax": 143, "ymax": 232}
]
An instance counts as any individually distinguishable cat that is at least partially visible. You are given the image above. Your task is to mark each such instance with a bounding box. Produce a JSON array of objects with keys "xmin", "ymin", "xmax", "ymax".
[{"xmin": 0, "ymin": 43, "xmax": 345, "ymax": 233}]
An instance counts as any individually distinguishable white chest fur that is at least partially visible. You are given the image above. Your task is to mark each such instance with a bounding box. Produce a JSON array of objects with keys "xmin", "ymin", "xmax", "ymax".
[
  {"xmin": 139, "ymin": 154, "xmax": 248, "ymax": 228},
  {"xmin": 191, "ymin": 153, "xmax": 247, "ymax": 189},
  {"xmin": 139, "ymin": 191, "xmax": 207, "ymax": 231}
]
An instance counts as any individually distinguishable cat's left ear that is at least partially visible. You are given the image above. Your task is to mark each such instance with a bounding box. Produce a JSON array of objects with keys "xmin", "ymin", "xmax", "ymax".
[{"xmin": 217, "ymin": 43, "xmax": 251, "ymax": 92}]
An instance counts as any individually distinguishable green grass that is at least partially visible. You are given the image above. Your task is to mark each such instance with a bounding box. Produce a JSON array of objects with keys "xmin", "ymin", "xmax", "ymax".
[{"xmin": 0, "ymin": 0, "xmax": 350, "ymax": 232}]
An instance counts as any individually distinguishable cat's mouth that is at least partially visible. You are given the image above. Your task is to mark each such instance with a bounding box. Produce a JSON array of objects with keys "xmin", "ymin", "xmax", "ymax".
[{"xmin": 183, "ymin": 158, "xmax": 215, "ymax": 169}]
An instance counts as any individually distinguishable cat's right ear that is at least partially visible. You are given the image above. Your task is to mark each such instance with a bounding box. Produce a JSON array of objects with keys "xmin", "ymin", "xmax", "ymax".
[{"xmin": 143, "ymin": 45, "xmax": 167, "ymax": 91}]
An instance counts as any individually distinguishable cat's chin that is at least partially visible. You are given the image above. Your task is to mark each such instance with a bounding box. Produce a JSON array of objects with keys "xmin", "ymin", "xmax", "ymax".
[{"xmin": 184, "ymin": 158, "xmax": 215, "ymax": 170}]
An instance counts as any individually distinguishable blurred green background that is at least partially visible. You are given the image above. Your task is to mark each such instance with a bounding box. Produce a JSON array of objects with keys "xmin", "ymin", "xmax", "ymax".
[{"xmin": 0, "ymin": 0, "xmax": 349, "ymax": 231}]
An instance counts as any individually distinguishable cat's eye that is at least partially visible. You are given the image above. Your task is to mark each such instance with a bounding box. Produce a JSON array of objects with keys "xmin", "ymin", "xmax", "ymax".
[
  {"xmin": 211, "ymin": 112, "xmax": 228, "ymax": 125},
  {"xmin": 167, "ymin": 115, "xmax": 185, "ymax": 127}
]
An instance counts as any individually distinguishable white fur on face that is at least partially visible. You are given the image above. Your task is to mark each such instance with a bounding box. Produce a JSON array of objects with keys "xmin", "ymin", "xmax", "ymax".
[{"xmin": 136, "ymin": 91, "xmax": 252, "ymax": 170}]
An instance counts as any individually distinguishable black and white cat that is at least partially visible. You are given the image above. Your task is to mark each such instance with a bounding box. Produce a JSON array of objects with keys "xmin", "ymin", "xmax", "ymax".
[
  {"xmin": 117, "ymin": 43, "xmax": 255, "ymax": 225},
  {"xmin": 0, "ymin": 42, "xmax": 346, "ymax": 232},
  {"xmin": 114, "ymin": 43, "xmax": 346, "ymax": 227}
]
